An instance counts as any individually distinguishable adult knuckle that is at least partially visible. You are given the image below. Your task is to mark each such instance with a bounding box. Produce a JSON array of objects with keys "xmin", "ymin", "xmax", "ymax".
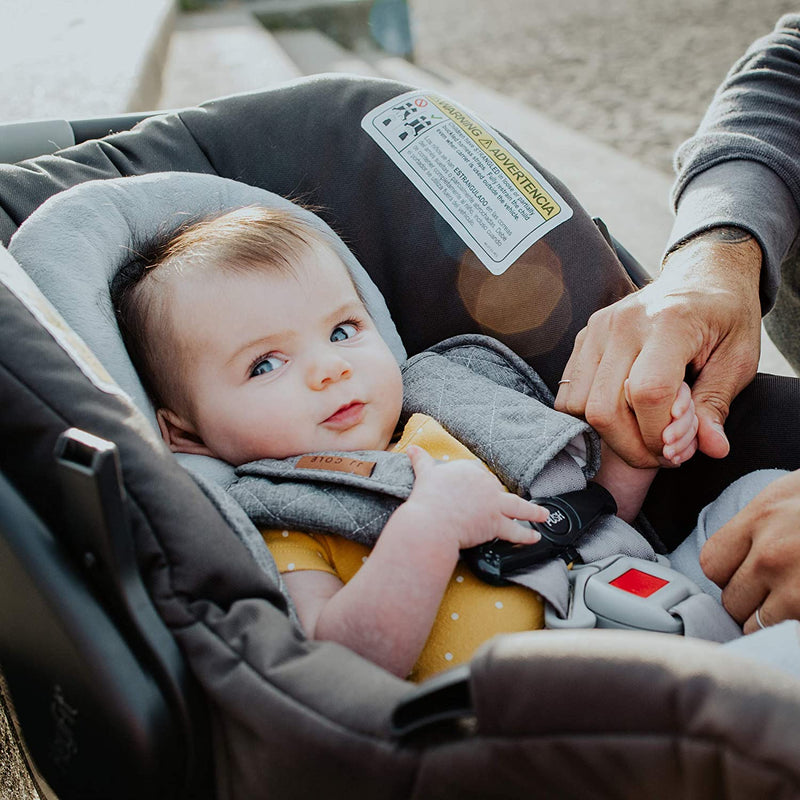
[
  {"xmin": 784, "ymin": 586, "xmax": 800, "ymax": 616},
  {"xmin": 698, "ymin": 546, "xmax": 715, "ymax": 578},
  {"xmin": 584, "ymin": 398, "xmax": 616, "ymax": 430},
  {"xmin": 562, "ymin": 396, "xmax": 587, "ymax": 418},
  {"xmin": 693, "ymin": 389, "xmax": 731, "ymax": 420},
  {"xmin": 749, "ymin": 545, "xmax": 782, "ymax": 576},
  {"xmin": 572, "ymin": 326, "xmax": 589, "ymax": 347},
  {"xmin": 719, "ymin": 587, "xmax": 746, "ymax": 623},
  {"xmin": 585, "ymin": 306, "xmax": 612, "ymax": 329},
  {"xmin": 626, "ymin": 376, "xmax": 675, "ymax": 410}
]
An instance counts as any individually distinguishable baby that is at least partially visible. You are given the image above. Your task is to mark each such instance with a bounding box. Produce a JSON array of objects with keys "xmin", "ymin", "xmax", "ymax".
[{"xmin": 114, "ymin": 205, "xmax": 701, "ymax": 681}]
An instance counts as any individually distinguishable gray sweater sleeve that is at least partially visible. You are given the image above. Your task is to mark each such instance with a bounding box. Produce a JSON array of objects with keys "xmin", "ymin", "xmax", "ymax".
[
  {"xmin": 668, "ymin": 14, "xmax": 800, "ymax": 312},
  {"xmin": 667, "ymin": 161, "xmax": 799, "ymax": 312}
]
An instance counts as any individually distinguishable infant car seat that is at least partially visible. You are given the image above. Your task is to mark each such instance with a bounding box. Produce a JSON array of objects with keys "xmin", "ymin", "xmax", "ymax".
[{"xmin": 1, "ymin": 74, "xmax": 800, "ymax": 800}]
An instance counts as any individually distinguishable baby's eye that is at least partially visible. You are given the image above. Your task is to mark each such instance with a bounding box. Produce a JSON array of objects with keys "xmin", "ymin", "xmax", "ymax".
[
  {"xmin": 330, "ymin": 322, "xmax": 358, "ymax": 342},
  {"xmin": 250, "ymin": 354, "xmax": 287, "ymax": 377}
]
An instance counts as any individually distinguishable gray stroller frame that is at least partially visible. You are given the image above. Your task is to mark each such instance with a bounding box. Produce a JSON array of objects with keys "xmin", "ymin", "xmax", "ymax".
[{"xmin": 1, "ymin": 75, "xmax": 800, "ymax": 800}]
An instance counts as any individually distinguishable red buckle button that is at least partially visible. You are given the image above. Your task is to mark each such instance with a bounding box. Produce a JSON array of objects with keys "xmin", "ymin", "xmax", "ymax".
[{"xmin": 609, "ymin": 568, "xmax": 669, "ymax": 598}]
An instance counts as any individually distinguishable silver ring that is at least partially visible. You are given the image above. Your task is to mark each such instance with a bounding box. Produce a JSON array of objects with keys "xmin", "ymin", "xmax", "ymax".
[
  {"xmin": 557, "ymin": 379, "xmax": 571, "ymax": 385},
  {"xmin": 755, "ymin": 605, "xmax": 768, "ymax": 630}
]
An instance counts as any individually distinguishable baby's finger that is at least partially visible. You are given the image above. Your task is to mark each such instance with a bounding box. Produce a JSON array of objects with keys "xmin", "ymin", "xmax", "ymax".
[
  {"xmin": 663, "ymin": 405, "xmax": 698, "ymax": 446},
  {"xmin": 670, "ymin": 381, "xmax": 693, "ymax": 420},
  {"xmin": 501, "ymin": 494, "xmax": 549, "ymax": 525},
  {"xmin": 661, "ymin": 397, "xmax": 697, "ymax": 444},
  {"xmin": 406, "ymin": 444, "xmax": 435, "ymax": 475},
  {"xmin": 662, "ymin": 412, "xmax": 694, "ymax": 446},
  {"xmin": 670, "ymin": 438, "xmax": 698, "ymax": 465},
  {"xmin": 663, "ymin": 414, "xmax": 699, "ymax": 464},
  {"xmin": 498, "ymin": 518, "xmax": 542, "ymax": 545}
]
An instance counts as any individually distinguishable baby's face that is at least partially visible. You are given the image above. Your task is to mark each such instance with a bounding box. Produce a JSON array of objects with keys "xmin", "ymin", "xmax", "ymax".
[{"xmin": 164, "ymin": 243, "xmax": 403, "ymax": 465}]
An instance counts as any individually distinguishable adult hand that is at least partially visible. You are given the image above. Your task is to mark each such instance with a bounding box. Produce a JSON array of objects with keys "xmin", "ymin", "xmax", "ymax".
[
  {"xmin": 555, "ymin": 228, "xmax": 763, "ymax": 467},
  {"xmin": 700, "ymin": 469, "xmax": 800, "ymax": 632}
]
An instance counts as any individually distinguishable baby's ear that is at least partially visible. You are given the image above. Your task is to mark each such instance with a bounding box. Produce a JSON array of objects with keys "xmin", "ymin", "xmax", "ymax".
[{"xmin": 156, "ymin": 407, "xmax": 216, "ymax": 457}]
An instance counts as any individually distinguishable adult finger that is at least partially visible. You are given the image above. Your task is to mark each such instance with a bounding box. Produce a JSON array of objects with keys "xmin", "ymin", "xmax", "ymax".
[
  {"xmin": 587, "ymin": 374, "xmax": 655, "ymax": 467},
  {"xmin": 699, "ymin": 511, "xmax": 755, "ymax": 590},
  {"xmin": 555, "ymin": 325, "xmax": 602, "ymax": 415},
  {"xmin": 563, "ymin": 323, "xmax": 659, "ymax": 466},
  {"xmin": 743, "ymin": 599, "xmax": 775, "ymax": 635},
  {"xmin": 716, "ymin": 549, "xmax": 769, "ymax": 625},
  {"xmin": 626, "ymin": 332, "xmax": 694, "ymax": 458}
]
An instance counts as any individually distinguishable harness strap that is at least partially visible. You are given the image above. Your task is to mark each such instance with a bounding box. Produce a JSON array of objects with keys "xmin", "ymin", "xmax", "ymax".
[{"xmin": 671, "ymin": 594, "xmax": 742, "ymax": 642}]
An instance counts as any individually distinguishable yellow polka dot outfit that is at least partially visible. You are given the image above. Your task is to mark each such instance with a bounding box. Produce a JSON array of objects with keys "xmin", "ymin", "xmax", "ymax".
[{"xmin": 262, "ymin": 413, "xmax": 544, "ymax": 682}]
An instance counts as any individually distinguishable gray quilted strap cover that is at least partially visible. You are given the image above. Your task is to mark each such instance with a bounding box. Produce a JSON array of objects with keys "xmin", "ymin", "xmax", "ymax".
[
  {"xmin": 229, "ymin": 450, "xmax": 413, "ymax": 546},
  {"xmin": 401, "ymin": 335, "xmax": 599, "ymax": 496}
]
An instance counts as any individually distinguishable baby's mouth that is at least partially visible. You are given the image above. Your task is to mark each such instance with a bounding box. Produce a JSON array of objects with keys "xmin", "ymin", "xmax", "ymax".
[{"xmin": 322, "ymin": 401, "xmax": 365, "ymax": 430}]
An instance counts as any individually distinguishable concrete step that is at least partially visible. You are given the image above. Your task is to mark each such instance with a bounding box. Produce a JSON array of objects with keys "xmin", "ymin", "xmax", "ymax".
[
  {"xmin": 248, "ymin": 0, "xmax": 373, "ymax": 50},
  {"xmin": 2, "ymin": 0, "xmax": 174, "ymax": 123},
  {"xmin": 272, "ymin": 29, "xmax": 383, "ymax": 78},
  {"xmin": 158, "ymin": 7, "xmax": 302, "ymax": 109}
]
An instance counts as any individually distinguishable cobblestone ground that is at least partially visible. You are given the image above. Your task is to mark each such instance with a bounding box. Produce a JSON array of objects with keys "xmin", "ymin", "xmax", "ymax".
[{"xmin": 410, "ymin": 0, "xmax": 798, "ymax": 174}]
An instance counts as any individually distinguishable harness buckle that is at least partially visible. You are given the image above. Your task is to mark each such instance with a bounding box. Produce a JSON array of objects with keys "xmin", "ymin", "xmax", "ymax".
[
  {"xmin": 545, "ymin": 555, "xmax": 703, "ymax": 635},
  {"xmin": 461, "ymin": 483, "xmax": 616, "ymax": 585}
]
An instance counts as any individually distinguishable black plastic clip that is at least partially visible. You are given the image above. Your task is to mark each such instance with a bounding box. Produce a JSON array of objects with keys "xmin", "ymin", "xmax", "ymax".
[{"xmin": 461, "ymin": 482, "xmax": 617, "ymax": 585}]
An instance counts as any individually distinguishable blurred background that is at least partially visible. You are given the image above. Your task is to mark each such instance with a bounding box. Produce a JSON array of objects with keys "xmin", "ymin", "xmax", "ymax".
[
  {"xmin": 4, "ymin": 0, "xmax": 797, "ymax": 172},
  {"xmin": 413, "ymin": 0, "xmax": 798, "ymax": 174}
]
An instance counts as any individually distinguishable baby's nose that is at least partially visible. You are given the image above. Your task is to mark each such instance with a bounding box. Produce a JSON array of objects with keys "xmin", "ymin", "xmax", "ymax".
[{"xmin": 308, "ymin": 353, "xmax": 352, "ymax": 389}]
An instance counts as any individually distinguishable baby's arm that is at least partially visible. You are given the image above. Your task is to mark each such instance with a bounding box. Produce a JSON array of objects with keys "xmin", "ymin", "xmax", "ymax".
[
  {"xmin": 281, "ymin": 446, "xmax": 548, "ymax": 678},
  {"xmin": 594, "ymin": 382, "xmax": 699, "ymax": 522}
]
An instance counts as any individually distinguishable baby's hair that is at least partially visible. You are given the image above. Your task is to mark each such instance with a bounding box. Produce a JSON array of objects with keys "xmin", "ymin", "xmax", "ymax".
[{"xmin": 112, "ymin": 205, "xmax": 332, "ymax": 413}]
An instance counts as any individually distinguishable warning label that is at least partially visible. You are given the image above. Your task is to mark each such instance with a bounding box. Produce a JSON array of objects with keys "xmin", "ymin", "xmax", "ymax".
[{"xmin": 361, "ymin": 91, "xmax": 572, "ymax": 274}]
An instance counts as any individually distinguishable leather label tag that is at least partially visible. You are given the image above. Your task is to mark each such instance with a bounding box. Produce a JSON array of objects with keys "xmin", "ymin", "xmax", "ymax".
[{"xmin": 296, "ymin": 454, "xmax": 377, "ymax": 477}]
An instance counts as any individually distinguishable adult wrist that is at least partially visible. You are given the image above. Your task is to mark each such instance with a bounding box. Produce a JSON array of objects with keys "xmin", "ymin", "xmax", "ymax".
[{"xmin": 661, "ymin": 225, "xmax": 762, "ymax": 296}]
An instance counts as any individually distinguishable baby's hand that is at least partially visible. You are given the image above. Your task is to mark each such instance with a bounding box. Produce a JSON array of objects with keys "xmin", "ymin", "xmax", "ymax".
[
  {"xmin": 661, "ymin": 381, "xmax": 699, "ymax": 466},
  {"xmin": 405, "ymin": 445, "xmax": 548, "ymax": 550}
]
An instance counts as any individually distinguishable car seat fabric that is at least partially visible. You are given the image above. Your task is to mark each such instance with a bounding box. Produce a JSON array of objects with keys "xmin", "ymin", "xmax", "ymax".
[{"xmin": 2, "ymin": 75, "xmax": 800, "ymax": 798}]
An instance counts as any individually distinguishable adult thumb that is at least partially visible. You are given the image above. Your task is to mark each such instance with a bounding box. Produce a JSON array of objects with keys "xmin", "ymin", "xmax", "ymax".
[{"xmin": 690, "ymin": 367, "xmax": 735, "ymax": 459}]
